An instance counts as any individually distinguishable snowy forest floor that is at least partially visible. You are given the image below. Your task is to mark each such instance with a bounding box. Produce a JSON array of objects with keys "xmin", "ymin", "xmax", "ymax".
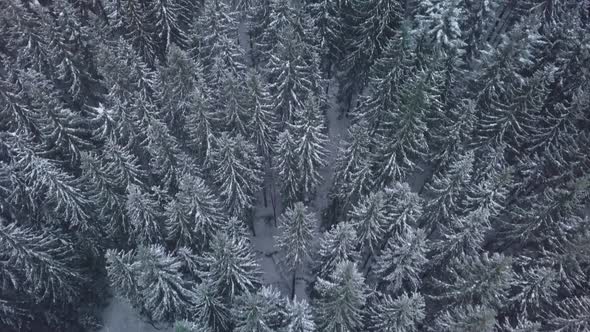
[{"xmin": 99, "ymin": 75, "xmax": 348, "ymax": 331}]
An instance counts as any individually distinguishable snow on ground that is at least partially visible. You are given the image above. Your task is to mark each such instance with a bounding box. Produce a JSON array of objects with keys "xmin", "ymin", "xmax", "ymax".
[
  {"xmin": 99, "ymin": 297, "xmax": 173, "ymax": 332},
  {"xmin": 248, "ymin": 78, "xmax": 349, "ymax": 301}
]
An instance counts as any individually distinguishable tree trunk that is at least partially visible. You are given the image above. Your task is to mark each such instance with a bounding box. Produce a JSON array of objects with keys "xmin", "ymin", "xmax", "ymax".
[{"xmin": 291, "ymin": 270, "xmax": 297, "ymax": 300}]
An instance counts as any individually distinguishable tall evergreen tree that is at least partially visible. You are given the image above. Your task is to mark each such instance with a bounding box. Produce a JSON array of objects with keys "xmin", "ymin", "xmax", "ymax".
[
  {"xmin": 421, "ymin": 150, "xmax": 474, "ymax": 233},
  {"xmin": 276, "ymin": 202, "xmax": 317, "ymax": 299},
  {"xmin": 432, "ymin": 305, "xmax": 497, "ymax": 332},
  {"xmin": 366, "ymin": 292, "xmax": 426, "ymax": 332},
  {"xmin": 315, "ymin": 223, "xmax": 359, "ymax": 279},
  {"xmin": 432, "ymin": 252, "xmax": 514, "ymax": 308},
  {"xmin": 209, "ymin": 133, "xmax": 263, "ymax": 220},
  {"xmin": 374, "ymin": 228, "xmax": 429, "ymax": 293},
  {"xmin": 199, "ymin": 233, "xmax": 261, "ymax": 302},
  {"xmin": 191, "ymin": 281, "xmax": 231, "ymax": 332},
  {"xmin": 165, "ymin": 173, "xmax": 224, "ymax": 249},
  {"xmin": 314, "ymin": 261, "xmax": 368, "ymax": 332},
  {"xmin": 291, "ymin": 98, "xmax": 329, "ymax": 202},
  {"xmin": 328, "ymin": 121, "xmax": 375, "ymax": 223},
  {"xmin": 373, "ymin": 70, "xmax": 437, "ymax": 186},
  {"xmin": 126, "ymin": 184, "xmax": 165, "ymax": 245},
  {"xmin": 287, "ymin": 297, "xmax": 316, "ymax": 332}
]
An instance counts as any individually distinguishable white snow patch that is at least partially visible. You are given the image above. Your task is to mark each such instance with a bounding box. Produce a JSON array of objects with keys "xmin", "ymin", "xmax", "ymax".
[{"xmin": 99, "ymin": 297, "xmax": 173, "ymax": 332}]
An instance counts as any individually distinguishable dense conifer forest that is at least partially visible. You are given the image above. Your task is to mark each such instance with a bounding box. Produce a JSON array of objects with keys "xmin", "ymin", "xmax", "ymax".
[{"xmin": 1, "ymin": 0, "xmax": 590, "ymax": 331}]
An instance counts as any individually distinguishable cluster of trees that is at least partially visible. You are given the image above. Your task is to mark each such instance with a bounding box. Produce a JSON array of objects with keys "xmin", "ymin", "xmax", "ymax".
[{"xmin": 1, "ymin": 0, "xmax": 589, "ymax": 331}]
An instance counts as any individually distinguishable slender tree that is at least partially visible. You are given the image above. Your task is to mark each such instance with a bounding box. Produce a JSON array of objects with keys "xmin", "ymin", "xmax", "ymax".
[{"xmin": 275, "ymin": 202, "xmax": 317, "ymax": 299}]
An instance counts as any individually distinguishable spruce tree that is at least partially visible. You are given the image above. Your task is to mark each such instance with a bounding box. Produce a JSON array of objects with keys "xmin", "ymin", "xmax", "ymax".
[
  {"xmin": 199, "ymin": 233, "xmax": 261, "ymax": 302},
  {"xmin": 432, "ymin": 252, "xmax": 514, "ymax": 308},
  {"xmin": 287, "ymin": 297, "xmax": 316, "ymax": 332},
  {"xmin": 191, "ymin": 281, "xmax": 231, "ymax": 332},
  {"xmin": 349, "ymin": 191, "xmax": 388, "ymax": 255},
  {"xmin": 315, "ymin": 223, "xmax": 359, "ymax": 279},
  {"xmin": 432, "ymin": 305, "xmax": 497, "ymax": 332},
  {"xmin": 291, "ymin": 98, "xmax": 329, "ymax": 202},
  {"xmin": 373, "ymin": 70, "xmax": 436, "ymax": 186},
  {"xmin": 233, "ymin": 286, "xmax": 290, "ymax": 332},
  {"xmin": 421, "ymin": 150, "xmax": 474, "ymax": 233},
  {"xmin": 245, "ymin": 70, "xmax": 276, "ymax": 157},
  {"xmin": 275, "ymin": 129, "xmax": 301, "ymax": 206},
  {"xmin": 275, "ymin": 202, "xmax": 317, "ymax": 299},
  {"xmin": 165, "ymin": 173, "xmax": 224, "ymax": 249},
  {"xmin": 430, "ymin": 208, "xmax": 491, "ymax": 267},
  {"xmin": 367, "ymin": 292, "xmax": 426, "ymax": 332},
  {"xmin": 266, "ymin": 25, "xmax": 321, "ymax": 125},
  {"xmin": 314, "ymin": 261, "xmax": 368, "ymax": 332},
  {"xmin": 126, "ymin": 184, "xmax": 165, "ymax": 245},
  {"xmin": 546, "ymin": 296, "xmax": 590, "ymax": 332},
  {"xmin": 374, "ymin": 228, "xmax": 429, "ymax": 293},
  {"xmin": 209, "ymin": 133, "xmax": 263, "ymax": 220},
  {"xmin": 328, "ymin": 121, "xmax": 375, "ymax": 223}
]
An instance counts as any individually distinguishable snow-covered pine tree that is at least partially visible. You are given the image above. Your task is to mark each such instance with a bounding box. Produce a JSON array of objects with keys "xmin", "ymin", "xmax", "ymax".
[
  {"xmin": 381, "ymin": 182, "xmax": 423, "ymax": 243},
  {"xmin": 233, "ymin": 286, "xmax": 290, "ymax": 332},
  {"xmin": 190, "ymin": 0, "xmax": 245, "ymax": 78},
  {"xmin": 0, "ymin": 220, "xmax": 84, "ymax": 316},
  {"xmin": 265, "ymin": 24, "xmax": 321, "ymax": 126},
  {"xmin": 10, "ymin": 68, "xmax": 92, "ymax": 163},
  {"xmin": 366, "ymin": 292, "xmax": 426, "ymax": 332},
  {"xmin": 106, "ymin": 245, "xmax": 197, "ymax": 322},
  {"xmin": 349, "ymin": 191, "xmax": 388, "ymax": 255},
  {"xmin": 209, "ymin": 133, "xmax": 263, "ymax": 222},
  {"xmin": 20, "ymin": 151, "xmax": 92, "ymax": 229},
  {"xmin": 328, "ymin": 121, "xmax": 375, "ymax": 224},
  {"xmin": 252, "ymin": 0, "xmax": 298, "ymax": 66},
  {"xmin": 287, "ymin": 297, "xmax": 316, "ymax": 332},
  {"xmin": 105, "ymin": 0, "xmax": 158, "ymax": 64},
  {"xmin": 165, "ymin": 173, "xmax": 224, "ymax": 249},
  {"xmin": 374, "ymin": 227, "xmax": 429, "ymax": 293},
  {"xmin": 463, "ymin": 162, "xmax": 513, "ymax": 217},
  {"xmin": 338, "ymin": 0, "xmax": 404, "ymax": 110},
  {"xmin": 222, "ymin": 216, "xmax": 252, "ymax": 244},
  {"xmin": 144, "ymin": 116, "xmax": 186, "ymax": 190},
  {"xmin": 432, "ymin": 305, "xmax": 497, "ymax": 332},
  {"xmin": 429, "ymin": 207, "xmax": 491, "ymax": 267},
  {"xmin": 420, "ymin": 150, "xmax": 474, "ymax": 234},
  {"xmin": 315, "ymin": 222, "xmax": 359, "ymax": 279},
  {"xmin": 199, "ymin": 233, "xmax": 261, "ymax": 302},
  {"xmin": 276, "ymin": 202, "xmax": 317, "ymax": 298},
  {"xmin": 80, "ymin": 152, "xmax": 129, "ymax": 239},
  {"xmin": 134, "ymin": 245, "xmax": 196, "ymax": 321},
  {"xmin": 185, "ymin": 81, "xmax": 219, "ymax": 166},
  {"xmin": 373, "ymin": 70, "xmax": 436, "ymax": 187},
  {"xmin": 469, "ymin": 20, "xmax": 544, "ymax": 152},
  {"xmin": 157, "ymin": 45, "xmax": 200, "ymax": 138},
  {"xmin": 306, "ymin": 0, "xmax": 345, "ymax": 77},
  {"xmin": 291, "ymin": 98, "xmax": 329, "ymax": 203},
  {"xmin": 40, "ymin": 1, "xmax": 102, "ymax": 109},
  {"xmin": 432, "ymin": 252, "xmax": 514, "ymax": 308},
  {"xmin": 191, "ymin": 281, "xmax": 231, "ymax": 332},
  {"xmin": 149, "ymin": 0, "xmax": 190, "ymax": 57},
  {"xmin": 218, "ymin": 71, "xmax": 251, "ymax": 136},
  {"xmin": 428, "ymin": 99, "xmax": 477, "ymax": 173},
  {"xmin": 126, "ymin": 184, "xmax": 165, "ymax": 245},
  {"xmin": 245, "ymin": 70, "xmax": 276, "ymax": 158},
  {"xmin": 102, "ymin": 139, "xmax": 146, "ymax": 188},
  {"xmin": 546, "ymin": 296, "xmax": 590, "ymax": 332},
  {"xmin": 511, "ymin": 261, "xmax": 558, "ymax": 317},
  {"xmin": 354, "ymin": 23, "xmax": 415, "ymax": 133},
  {"xmin": 497, "ymin": 179, "xmax": 587, "ymax": 252},
  {"xmin": 414, "ymin": 0, "xmax": 467, "ymax": 61},
  {"xmin": 275, "ymin": 128, "xmax": 301, "ymax": 206},
  {"xmin": 314, "ymin": 261, "xmax": 368, "ymax": 332}
]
